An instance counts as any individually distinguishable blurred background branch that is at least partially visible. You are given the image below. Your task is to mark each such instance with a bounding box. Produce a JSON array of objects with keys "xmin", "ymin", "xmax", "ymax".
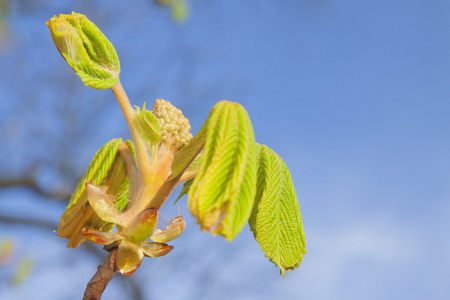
[
  {"xmin": 0, "ymin": 177, "xmax": 70, "ymax": 201},
  {"xmin": 0, "ymin": 214, "xmax": 56, "ymax": 229}
]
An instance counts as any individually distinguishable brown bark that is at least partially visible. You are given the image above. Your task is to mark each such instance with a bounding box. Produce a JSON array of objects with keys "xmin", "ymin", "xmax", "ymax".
[{"xmin": 82, "ymin": 248, "xmax": 118, "ymax": 300}]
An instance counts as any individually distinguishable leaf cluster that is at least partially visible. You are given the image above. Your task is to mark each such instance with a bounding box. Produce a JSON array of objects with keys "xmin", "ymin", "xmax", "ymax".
[{"xmin": 49, "ymin": 12, "xmax": 306, "ymax": 275}]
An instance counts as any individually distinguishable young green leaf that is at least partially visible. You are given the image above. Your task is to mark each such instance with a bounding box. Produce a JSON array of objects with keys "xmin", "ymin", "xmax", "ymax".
[
  {"xmin": 249, "ymin": 144, "xmax": 306, "ymax": 276},
  {"xmin": 168, "ymin": 127, "xmax": 205, "ymax": 181},
  {"xmin": 68, "ymin": 139, "xmax": 123, "ymax": 208},
  {"xmin": 172, "ymin": 151, "xmax": 203, "ymax": 205},
  {"xmin": 112, "ymin": 180, "xmax": 130, "ymax": 212},
  {"xmin": 46, "ymin": 12, "xmax": 120, "ymax": 89},
  {"xmin": 105, "ymin": 141, "xmax": 135, "ymax": 212},
  {"xmin": 179, "ymin": 151, "xmax": 202, "ymax": 182},
  {"xmin": 134, "ymin": 103, "xmax": 162, "ymax": 146},
  {"xmin": 188, "ymin": 101, "xmax": 257, "ymax": 241},
  {"xmin": 120, "ymin": 140, "xmax": 138, "ymax": 200},
  {"xmin": 58, "ymin": 139, "xmax": 127, "ymax": 248},
  {"xmin": 175, "ymin": 179, "xmax": 193, "ymax": 204}
]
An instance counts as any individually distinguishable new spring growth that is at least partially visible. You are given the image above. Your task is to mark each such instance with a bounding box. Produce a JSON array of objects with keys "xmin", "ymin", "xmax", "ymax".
[
  {"xmin": 153, "ymin": 99, "xmax": 193, "ymax": 149},
  {"xmin": 75, "ymin": 99, "xmax": 193, "ymax": 275},
  {"xmin": 187, "ymin": 101, "xmax": 257, "ymax": 241},
  {"xmin": 134, "ymin": 99, "xmax": 193, "ymax": 163},
  {"xmin": 46, "ymin": 12, "xmax": 120, "ymax": 89},
  {"xmin": 119, "ymin": 99, "xmax": 195, "ymax": 224},
  {"xmin": 83, "ymin": 183, "xmax": 179, "ymax": 275},
  {"xmin": 50, "ymin": 12, "xmax": 306, "ymax": 278}
]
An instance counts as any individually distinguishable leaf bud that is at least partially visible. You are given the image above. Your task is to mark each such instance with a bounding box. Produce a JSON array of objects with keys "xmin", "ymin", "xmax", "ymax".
[{"xmin": 46, "ymin": 12, "xmax": 120, "ymax": 89}]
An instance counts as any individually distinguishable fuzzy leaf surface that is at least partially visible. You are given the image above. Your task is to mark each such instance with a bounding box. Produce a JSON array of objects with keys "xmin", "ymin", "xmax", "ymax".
[
  {"xmin": 188, "ymin": 101, "xmax": 257, "ymax": 241},
  {"xmin": 58, "ymin": 139, "xmax": 129, "ymax": 248},
  {"xmin": 68, "ymin": 139, "xmax": 122, "ymax": 208},
  {"xmin": 46, "ymin": 12, "xmax": 120, "ymax": 89},
  {"xmin": 249, "ymin": 144, "xmax": 306, "ymax": 276},
  {"xmin": 169, "ymin": 127, "xmax": 205, "ymax": 181},
  {"xmin": 135, "ymin": 103, "xmax": 162, "ymax": 147},
  {"xmin": 104, "ymin": 141, "xmax": 134, "ymax": 212}
]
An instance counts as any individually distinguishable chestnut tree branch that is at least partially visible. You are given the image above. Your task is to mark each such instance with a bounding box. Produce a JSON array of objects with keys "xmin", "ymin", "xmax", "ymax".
[{"xmin": 83, "ymin": 248, "xmax": 118, "ymax": 300}]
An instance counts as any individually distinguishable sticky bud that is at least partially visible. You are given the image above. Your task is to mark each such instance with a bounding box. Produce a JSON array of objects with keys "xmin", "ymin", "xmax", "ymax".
[
  {"xmin": 116, "ymin": 240, "xmax": 144, "ymax": 276},
  {"xmin": 122, "ymin": 208, "xmax": 158, "ymax": 243}
]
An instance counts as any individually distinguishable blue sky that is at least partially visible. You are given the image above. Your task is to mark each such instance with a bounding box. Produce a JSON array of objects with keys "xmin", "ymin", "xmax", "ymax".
[{"xmin": 1, "ymin": 0, "xmax": 449, "ymax": 299}]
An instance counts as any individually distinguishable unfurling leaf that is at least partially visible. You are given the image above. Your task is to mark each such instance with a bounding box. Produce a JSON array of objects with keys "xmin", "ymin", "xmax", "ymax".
[
  {"xmin": 188, "ymin": 101, "xmax": 257, "ymax": 241},
  {"xmin": 58, "ymin": 139, "xmax": 130, "ymax": 248},
  {"xmin": 169, "ymin": 127, "xmax": 205, "ymax": 181},
  {"xmin": 178, "ymin": 151, "xmax": 203, "ymax": 182},
  {"xmin": 120, "ymin": 140, "xmax": 138, "ymax": 200},
  {"xmin": 175, "ymin": 179, "xmax": 193, "ymax": 204},
  {"xmin": 134, "ymin": 103, "xmax": 162, "ymax": 146},
  {"xmin": 69, "ymin": 139, "xmax": 122, "ymax": 207},
  {"xmin": 249, "ymin": 144, "xmax": 306, "ymax": 276},
  {"xmin": 46, "ymin": 12, "xmax": 120, "ymax": 89}
]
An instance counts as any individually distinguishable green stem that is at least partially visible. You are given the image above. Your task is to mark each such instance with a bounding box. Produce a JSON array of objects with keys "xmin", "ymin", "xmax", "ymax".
[{"xmin": 111, "ymin": 80, "xmax": 150, "ymax": 183}]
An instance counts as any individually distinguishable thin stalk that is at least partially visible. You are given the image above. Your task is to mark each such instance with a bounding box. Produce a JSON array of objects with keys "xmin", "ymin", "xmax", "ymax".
[{"xmin": 111, "ymin": 81, "xmax": 150, "ymax": 182}]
